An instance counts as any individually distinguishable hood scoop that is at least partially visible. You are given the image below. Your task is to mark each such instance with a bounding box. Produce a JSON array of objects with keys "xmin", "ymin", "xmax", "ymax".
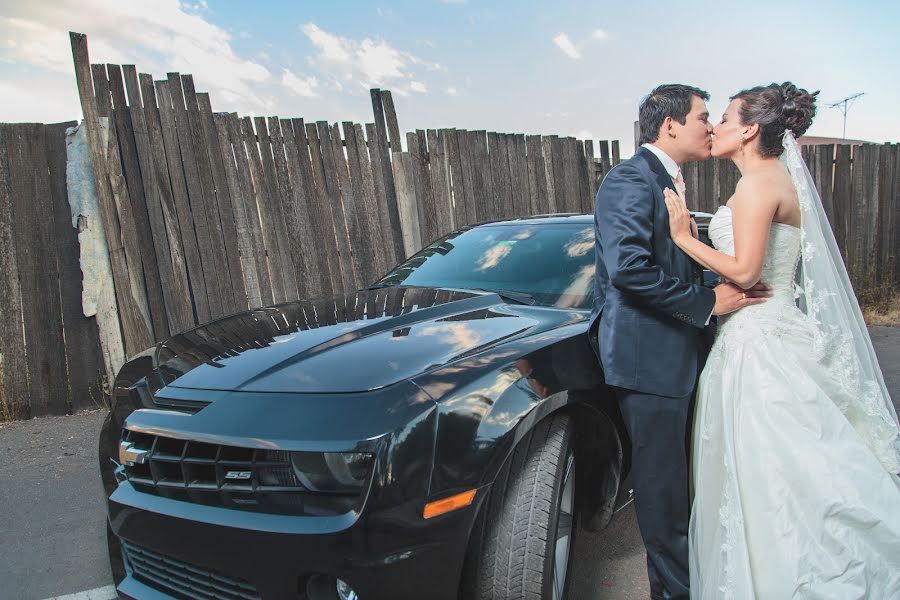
[{"xmin": 159, "ymin": 287, "xmax": 536, "ymax": 393}]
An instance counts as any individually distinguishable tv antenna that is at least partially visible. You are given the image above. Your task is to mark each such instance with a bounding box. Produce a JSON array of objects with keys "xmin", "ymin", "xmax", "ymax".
[{"xmin": 828, "ymin": 92, "xmax": 865, "ymax": 139}]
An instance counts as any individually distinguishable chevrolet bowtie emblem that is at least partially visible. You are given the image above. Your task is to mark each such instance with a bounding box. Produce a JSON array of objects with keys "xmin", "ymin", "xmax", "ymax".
[{"xmin": 119, "ymin": 441, "xmax": 149, "ymax": 466}]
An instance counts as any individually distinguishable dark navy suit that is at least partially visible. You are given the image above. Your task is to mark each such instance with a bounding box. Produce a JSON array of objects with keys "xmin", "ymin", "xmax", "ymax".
[{"xmin": 588, "ymin": 146, "xmax": 715, "ymax": 600}]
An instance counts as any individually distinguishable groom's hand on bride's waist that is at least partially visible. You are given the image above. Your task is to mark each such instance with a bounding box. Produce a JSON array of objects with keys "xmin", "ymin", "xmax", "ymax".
[{"xmin": 712, "ymin": 281, "xmax": 773, "ymax": 316}]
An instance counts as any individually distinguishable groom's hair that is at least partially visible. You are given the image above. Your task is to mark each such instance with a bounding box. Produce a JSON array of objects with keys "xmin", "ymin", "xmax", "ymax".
[{"xmin": 639, "ymin": 84, "xmax": 710, "ymax": 145}]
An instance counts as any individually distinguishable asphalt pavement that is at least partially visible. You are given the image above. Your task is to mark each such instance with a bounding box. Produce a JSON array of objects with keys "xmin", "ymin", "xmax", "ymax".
[{"xmin": 1, "ymin": 326, "xmax": 897, "ymax": 600}]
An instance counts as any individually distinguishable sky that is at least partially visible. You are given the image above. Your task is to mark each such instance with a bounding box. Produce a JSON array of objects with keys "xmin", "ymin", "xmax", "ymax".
[{"xmin": 2, "ymin": 0, "xmax": 899, "ymax": 155}]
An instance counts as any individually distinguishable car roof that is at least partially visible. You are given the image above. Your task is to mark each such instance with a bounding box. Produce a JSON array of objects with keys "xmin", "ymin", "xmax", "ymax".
[
  {"xmin": 475, "ymin": 213, "xmax": 592, "ymax": 227},
  {"xmin": 470, "ymin": 210, "xmax": 714, "ymax": 228}
]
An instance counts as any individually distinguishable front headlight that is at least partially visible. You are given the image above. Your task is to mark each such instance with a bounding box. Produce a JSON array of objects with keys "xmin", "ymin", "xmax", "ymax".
[{"xmin": 290, "ymin": 452, "xmax": 373, "ymax": 493}]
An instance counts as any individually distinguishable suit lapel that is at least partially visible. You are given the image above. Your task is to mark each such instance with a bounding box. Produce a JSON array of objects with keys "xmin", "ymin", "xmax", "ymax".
[
  {"xmin": 636, "ymin": 146, "xmax": 677, "ymax": 194},
  {"xmin": 635, "ymin": 148, "xmax": 697, "ymax": 277}
]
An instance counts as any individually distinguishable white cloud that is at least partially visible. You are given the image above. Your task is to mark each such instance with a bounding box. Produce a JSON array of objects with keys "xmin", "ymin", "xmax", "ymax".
[
  {"xmin": 0, "ymin": 80, "xmax": 80, "ymax": 122},
  {"xmin": 281, "ymin": 69, "xmax": 319, "ymax": 97},
  {"xmin": 357, "ymin": 38, "xmax": 407, "ymax": 83},
  {"xmin": 553, "ymin": 33, "xmax": 581, "ymax": 60},
  {"xmin": 0, "ymin": 0, "xmax": 272, "ymax": 118},
  {"xmin": 591, "ymin": 29, "xmax": 609, "ymax": 40},
  {"xmin": 302, "ymin": 22, "xmax": 352, "ymax": 63},
  {"xmin": 441, "ymin": 0, "xmax": 467, "ymax": 4},
  {"xmin": 300, "ymin": 22, "xmax": 439, "ymax": 94}
]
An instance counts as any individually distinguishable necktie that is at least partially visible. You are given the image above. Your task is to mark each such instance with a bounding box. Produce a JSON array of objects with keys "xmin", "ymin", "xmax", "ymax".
[{"xmin": 674, "ymin": 170, "xmax": 687, "ymax": 206}]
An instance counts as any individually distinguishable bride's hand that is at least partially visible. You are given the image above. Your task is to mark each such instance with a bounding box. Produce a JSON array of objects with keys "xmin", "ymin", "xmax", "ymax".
[{"xmin": 664, "ymin": 188, "xmax": 692, "ymax": 243}]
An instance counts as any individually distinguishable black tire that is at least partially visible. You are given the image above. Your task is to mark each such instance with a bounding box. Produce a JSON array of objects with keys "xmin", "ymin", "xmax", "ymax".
[{"xmin": 462, "ymin": 413, "xmax": 576, "ymax": 600}]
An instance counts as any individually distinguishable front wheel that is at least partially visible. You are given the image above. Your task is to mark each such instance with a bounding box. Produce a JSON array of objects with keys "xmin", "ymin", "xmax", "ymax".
[{"xmin": 462, "ymin": 413, "xmax": 576, "ymax": 599}]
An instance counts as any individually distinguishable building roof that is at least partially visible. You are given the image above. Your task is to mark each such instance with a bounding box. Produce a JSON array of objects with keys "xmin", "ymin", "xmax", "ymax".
[{"xmin": 798, "ymin": 135, "xmax": 870, "ymax": 146}]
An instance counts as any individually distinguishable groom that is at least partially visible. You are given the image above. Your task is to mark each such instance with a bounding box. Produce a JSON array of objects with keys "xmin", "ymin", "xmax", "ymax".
[{"xmin": 588, "ymin": 84, "xmax": 768, "ymax": 599}]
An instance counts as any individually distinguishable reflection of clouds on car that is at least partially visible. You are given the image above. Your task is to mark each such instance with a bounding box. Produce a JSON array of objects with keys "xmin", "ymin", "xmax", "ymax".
[
  {"xmin": 556, "ymin": 264, "xmax": 595, "ymax": 309},
  {"xmin": 564, "ymin": 227, "xmax": 593, "ymax": 257},
  {"xmin": 418, "ymin": 322, "xmax": 485, "ymax": 353},
  {"xmin": 476, "ymin": 242, "xmax": 513, "ymax": 271}
]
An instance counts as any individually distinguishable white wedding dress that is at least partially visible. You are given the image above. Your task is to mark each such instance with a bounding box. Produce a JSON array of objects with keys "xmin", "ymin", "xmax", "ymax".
[{"xmin": 688, "ymin": 203, "xmax": 900, "ymax": 599}]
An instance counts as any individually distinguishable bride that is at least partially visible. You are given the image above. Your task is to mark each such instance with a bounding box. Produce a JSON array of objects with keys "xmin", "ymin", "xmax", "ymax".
[{"xmin": 664, "ymin": 82, "xmax": 900, "ymax": 599}]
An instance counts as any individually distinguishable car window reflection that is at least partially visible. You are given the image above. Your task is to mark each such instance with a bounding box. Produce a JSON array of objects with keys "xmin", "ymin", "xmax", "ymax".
[{"xmin": 374, "ymin": 224, "xmax": 595, "ymax": 309}]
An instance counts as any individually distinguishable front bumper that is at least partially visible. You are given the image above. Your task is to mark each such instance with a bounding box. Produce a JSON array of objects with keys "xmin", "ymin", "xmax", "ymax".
[{"xmin": 108, "ymin": 481, "xmax": 487, "ymax": 600}]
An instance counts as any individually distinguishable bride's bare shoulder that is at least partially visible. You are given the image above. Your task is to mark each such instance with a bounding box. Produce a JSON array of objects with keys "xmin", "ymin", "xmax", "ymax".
[{"xmin": 728, "ymin": 172, "xmax": 781, "ymax": 211}]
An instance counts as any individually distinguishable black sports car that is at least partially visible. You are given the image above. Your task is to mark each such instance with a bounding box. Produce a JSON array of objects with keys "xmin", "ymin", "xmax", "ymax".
[{"xmin": 99, "ymin": 213, "xmax": 714, "ymax": 600}]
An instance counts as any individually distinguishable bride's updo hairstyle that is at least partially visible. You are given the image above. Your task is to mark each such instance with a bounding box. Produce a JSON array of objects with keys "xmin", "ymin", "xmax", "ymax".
[{"xmin": 731, "ymin": 82, "xmax": 819, "ymax": 157}]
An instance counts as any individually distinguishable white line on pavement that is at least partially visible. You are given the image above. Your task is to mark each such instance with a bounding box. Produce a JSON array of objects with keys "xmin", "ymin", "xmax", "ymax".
[{"xmin": 42, "ymin": 585, "xmax": 117, "ymax": 600}]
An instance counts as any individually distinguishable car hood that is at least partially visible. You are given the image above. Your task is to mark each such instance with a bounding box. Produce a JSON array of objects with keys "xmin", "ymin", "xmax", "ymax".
[{"xmin": 157, "ymin": 287, "xmax": 570, "ymax": 394}]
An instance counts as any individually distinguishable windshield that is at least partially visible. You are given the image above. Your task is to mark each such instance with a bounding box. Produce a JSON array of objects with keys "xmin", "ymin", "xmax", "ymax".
[{"xmin": 371, "ymin": 223, "xmax": 595, "ymax": 309}]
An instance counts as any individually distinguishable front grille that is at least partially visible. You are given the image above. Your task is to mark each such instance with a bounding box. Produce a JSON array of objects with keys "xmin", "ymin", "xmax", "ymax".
[
  {"xmin": 122, "ymin": 430, "xmax": 359, "ymax": 515},
  {"xmin": 122, "ymin": 539, "xmax": 259, "ymax": 600}
]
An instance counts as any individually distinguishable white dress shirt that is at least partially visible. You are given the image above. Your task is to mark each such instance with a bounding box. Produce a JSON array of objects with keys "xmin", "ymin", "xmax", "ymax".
[{"xmin": 641, "ymin": 143, "xmax": 680, "ymax": 182}]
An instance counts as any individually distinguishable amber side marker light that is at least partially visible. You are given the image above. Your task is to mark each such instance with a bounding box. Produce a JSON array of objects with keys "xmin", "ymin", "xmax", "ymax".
[{"xmin": 423, "ymin": 489, "xmax": 477, "ymax": 519}]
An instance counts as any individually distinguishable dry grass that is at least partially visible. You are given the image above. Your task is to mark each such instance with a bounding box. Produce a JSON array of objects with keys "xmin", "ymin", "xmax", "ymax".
[
  {"xmin": 864, "ymin": 302, "xmax": 900, "ymax": 326},
  {"xmin": 860, "ymin": 288, "xmax": 900, "ymax": 327}
]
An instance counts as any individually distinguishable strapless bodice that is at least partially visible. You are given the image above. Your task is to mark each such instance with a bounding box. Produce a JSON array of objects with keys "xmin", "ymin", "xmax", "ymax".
[{"xmin": 707, "ymin": 205, "xmax": 801, "ymax": 302}]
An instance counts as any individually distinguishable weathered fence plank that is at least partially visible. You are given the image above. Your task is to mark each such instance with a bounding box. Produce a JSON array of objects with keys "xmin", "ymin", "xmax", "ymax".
[
  {"xmin": 344, "ymin": 122, "xmax": 380, "ymax": 284},
  {"xmin": 356, "ymin": 123, "xmax": 390, "ymax": 278},
  {"xmin": 183, "ymin": 75, "xmax": 237, "ymax": 311},
  {"xmin": 46, "ymin": 121, "xmax": 105, "ymax": 412},
  {"xmin": 876, "ymin": 144, "xmax": 896, "ymax": 289},
  {"xmin": 394, "ymin": 152, "xmax": 423, "ymax": 257},
  {"xmin": 306, "ymin": 122, "xmax": 345, "ymax": 296},
  {"xmin": 228, "ymin": 113, "xmax": 274, "ymax": 306},
  {"xmin": 526, "ymin": 135, "xmax": 548, "ymax": 215},
  {"xmin": 317, "ymin": 121, "xmax": 357, "ymax": 292},
  {"xmin": 370, "ymin": 89, "xmax": 404, "ymax": 260},
  {"xmin": 427, "ymin": 129, "xmax": 454, "ymax": 238},
  {"xmin": 5, "ymin": 124, "xmax": 68, "ymax": 415},
  {"xmin": 459, "ymin": 130, "xmax": 478, "ymax": 224},
  {"xmin": 155, "ymin": 78, "xmax": 211, "ymax": 323},
  {"xmin": 71, "ymin": 33, "xmax": 153, "ymax": 356},
  {"xmin": 331, "ymin": 122, "xmax": 365, "ymax": 287},
  {"xmin": 510, "ymin": 134, "xmax": 530, "ymax": 217},
  {"xmin": 125, "ymin": 67, "xmax": 194, "ymax": 333},
  {"xmin": 488, "ymin": 132, "xmax": 511, "ymax": 220},
  {"xmin": 168, "ymin": 72, "xmax": 224, "ymax": 318},
  {"xmin": 213, "ymin": 113, "xmax": 260, "ymax": 309},
  {"xmin": 107, "ymin": 64, "xmax": 168, "ymax": 340},
  {"xmin": 445, "ymin": 129, "xmax": 468, "ymax": 226},
  {"xmin": 471, "ymin": 131, "xmax": 493, "ymax": 223},
  {"xmin": 833, "ymin": 144, "xmax": 853, "ymax": 256},
  {"xmin": 255, "ymin": 116, "xmax": 298, "ymax": 301},
  {"xmin": 242, "ymin": 116, "xmax": 287, "ymax": 303},
  {"xmin": 290, "ymin": 118, "xmax": 334, "ymax": 295},
  {"xmin": 0, "ymin": 127, "xmax": 29, "ymax": 420},
  {"xmin": 199, "ymin": 93, "xmax": 247, "ymax": 312}
]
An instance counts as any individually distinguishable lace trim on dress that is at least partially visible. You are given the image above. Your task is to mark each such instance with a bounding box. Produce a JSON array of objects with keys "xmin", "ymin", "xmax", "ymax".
[{"xmin": 782, "ymin": 133, "xmax": 900, "ymax": 473}]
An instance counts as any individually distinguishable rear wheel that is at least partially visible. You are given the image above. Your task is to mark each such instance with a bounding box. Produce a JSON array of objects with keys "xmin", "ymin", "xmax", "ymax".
[{"xmin": 462, "ymin": 413, "xmax": 576, "ymax": 599}]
